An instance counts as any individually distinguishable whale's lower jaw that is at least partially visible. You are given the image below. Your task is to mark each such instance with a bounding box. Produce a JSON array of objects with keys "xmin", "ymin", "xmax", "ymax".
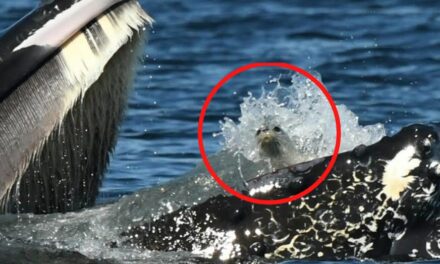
[
  {"xmin": 0, "ymin": 1, "xmax": 150, "ymax": 214},
  {"xmin": 121, "ymin": 124, "xmax": 440, "ymax": 261}
]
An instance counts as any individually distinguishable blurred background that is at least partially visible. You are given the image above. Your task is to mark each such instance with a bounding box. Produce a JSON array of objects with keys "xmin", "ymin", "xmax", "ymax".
[{"xmin": 1, "ymin": 0, "xmax": 440, "ymax": 203}]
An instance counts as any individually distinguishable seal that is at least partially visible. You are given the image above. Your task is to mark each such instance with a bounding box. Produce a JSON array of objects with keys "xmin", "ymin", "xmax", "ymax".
[
  {"xmin": 0, "ymin": 0, "xmax": 152, "ymax": 213},
  {"xmin": 122, "ymin": 124, "xmax": 440, "ymax": 262},
  {"xmin": 256, "ymin": 123, "xmax": 298, "ymax": 170}
]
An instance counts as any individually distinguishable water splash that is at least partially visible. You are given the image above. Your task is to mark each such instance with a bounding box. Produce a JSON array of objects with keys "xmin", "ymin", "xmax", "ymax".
[
  {"xmin": 220, "ymin": 73, "xmax": 386, "ymax": 165},
  {"xmin": 0, "ymin": 72, "xmax": 388, "ymax": 264}
]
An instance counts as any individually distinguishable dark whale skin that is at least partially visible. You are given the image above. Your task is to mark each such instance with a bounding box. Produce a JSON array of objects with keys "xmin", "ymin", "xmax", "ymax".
[{"xmin": 122, "ymin": 124, "xmax": 440, "ymax": 262}]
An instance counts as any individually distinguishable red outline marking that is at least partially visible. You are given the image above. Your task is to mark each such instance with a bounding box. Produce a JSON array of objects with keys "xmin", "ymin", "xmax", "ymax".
[{"xmin": 198, "ymin": 62, "xmax": 341, "ymax": 205}]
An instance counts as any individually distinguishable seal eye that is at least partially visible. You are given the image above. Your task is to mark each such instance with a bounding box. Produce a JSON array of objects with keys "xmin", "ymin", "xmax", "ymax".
[
  {"xmin": 256, "ymin": 129, "xmax": 262, "ymax": 136},
  {"xmin": 273, "ymin": 126, "xmax": 281, "ymax": 132}
]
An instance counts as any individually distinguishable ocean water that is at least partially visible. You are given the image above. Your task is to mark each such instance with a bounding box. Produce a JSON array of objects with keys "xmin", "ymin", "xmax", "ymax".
[
  {"xmin": 1, "ymin": 0, "xmax": 440, "ymax": 263},
  {"xmin": 102, "ymin": 0, "xmax": 440, "ymax": 202}
]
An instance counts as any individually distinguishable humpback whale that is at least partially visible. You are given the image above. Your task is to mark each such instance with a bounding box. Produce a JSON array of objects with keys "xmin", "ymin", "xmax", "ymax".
[
  {"xmin": 0, "ymin": 0, "xmax": 152, "ymax": 213},
  {"xmin": 122, "ymin": 124, "xmax": 440, "ymax": 262}
]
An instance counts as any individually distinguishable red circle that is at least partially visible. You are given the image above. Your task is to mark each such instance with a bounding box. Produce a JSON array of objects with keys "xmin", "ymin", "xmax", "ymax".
[{"xmin": 198, "ymin": 62, "xmax": 341, "ymax": 205}]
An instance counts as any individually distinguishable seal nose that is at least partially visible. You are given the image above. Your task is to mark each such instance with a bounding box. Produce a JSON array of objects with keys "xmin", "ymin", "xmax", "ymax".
[{"xmin": 261, "ymin": 132, "xmax": 275, "ymax": 143}]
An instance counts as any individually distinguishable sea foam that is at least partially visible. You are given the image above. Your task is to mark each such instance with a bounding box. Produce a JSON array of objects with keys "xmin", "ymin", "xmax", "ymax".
[{"xmin": 220, "ymin": 72, "xmax": 386, "ymax": 164}]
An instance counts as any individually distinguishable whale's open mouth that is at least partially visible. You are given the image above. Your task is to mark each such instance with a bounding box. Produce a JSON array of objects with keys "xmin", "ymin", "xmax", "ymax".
[{"xmin": 0, "ymin": 0, "xmax": 152, "ymax": 214}]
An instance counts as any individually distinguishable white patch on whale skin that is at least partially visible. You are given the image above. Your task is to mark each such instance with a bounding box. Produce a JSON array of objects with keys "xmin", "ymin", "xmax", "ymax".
[
  {"xmin": 272, "ymin": 234, "xmax": 291, "ymax": 244},
  {"xmin": 409, "ymin": 248, "xmax": 419, "ymax": 258},
  {"xmin": 426, "ymin": 240, "xmax": 440, "ymax": 258},
  {"xmin": 387, "ymin": 214, "xmax": 408, "ymax": 240},
  {"xmin": 380, "ymin": 145, "xmax": 421, "ymax": 201},
  {"xmin": 191, "ymin": 228, "xmax": 240, "ymax": 261},
  {"xmin": 255, "ymin": 228, "xmax": 263, "ymax": 236},
  {"xmin": 249, "ymin": 181, "xmax": 281, "ymax": 196},
  {"xmin": 413, "ymin": 184, "xmax": 436, "ymax": 200},
  {"xmin": 348, "ymin": 236, "xmax": 374, "ymax": 254},
  {"xmin": 430, "ymin": 161, "xmax": 440, "ymax": 175}
]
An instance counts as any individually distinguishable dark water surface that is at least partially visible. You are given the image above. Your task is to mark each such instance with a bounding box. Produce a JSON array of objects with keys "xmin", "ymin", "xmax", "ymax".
[
  {"xmin": 1, "ymin": 0, "xmax": 440, "ymax": 210},
  {"xmin": 106, "ymin": 0, "xmax": 440, "ymax": 202}
]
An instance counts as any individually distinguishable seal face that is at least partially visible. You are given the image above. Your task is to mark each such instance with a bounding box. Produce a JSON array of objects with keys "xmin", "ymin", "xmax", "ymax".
[
  {"xmin": 256, "ymin": 124, "xmax": 297, "ymax": 170},
  {"xmin": 121, "ymin": 124, "xmax": 440, "ymax": 262}
]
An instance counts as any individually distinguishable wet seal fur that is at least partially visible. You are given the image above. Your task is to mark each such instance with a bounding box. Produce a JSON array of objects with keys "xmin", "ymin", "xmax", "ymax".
[{"xmin": 122, "ymin": 124, "xmax": 440, "ymax": 262}]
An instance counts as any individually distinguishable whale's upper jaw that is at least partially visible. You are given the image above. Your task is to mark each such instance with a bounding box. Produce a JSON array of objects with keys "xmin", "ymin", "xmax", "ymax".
[
  {"xmin": 0, "ymin": 0, "xmax": 153, "ymax": 102},
  {"xmin": 0, "ymin": 0, "xmax": 152, "ymax": 213}
]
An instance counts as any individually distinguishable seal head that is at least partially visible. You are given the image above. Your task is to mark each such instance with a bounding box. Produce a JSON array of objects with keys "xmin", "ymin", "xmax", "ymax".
[{"xmin": 256, "ymin": 124, "xmax": 297, "ymax": 169}]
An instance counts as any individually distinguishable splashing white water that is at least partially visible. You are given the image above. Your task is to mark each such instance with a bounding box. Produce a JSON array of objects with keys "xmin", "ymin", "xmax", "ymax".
[{"xmin": 220, "ymin": 73, "xmax": 386, "ymax": 165}]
